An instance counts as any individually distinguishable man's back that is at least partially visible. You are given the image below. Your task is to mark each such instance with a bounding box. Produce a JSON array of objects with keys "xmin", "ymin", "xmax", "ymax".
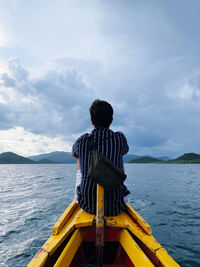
[{"xmin": 72, "ymin": 127, "xmax": 129, "ymax": 216}]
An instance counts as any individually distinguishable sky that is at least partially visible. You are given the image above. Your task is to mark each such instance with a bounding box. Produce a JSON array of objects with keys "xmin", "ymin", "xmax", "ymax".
[{"xmin": 0, "ymin": 0, "xmax": 200, "ymax": 158}]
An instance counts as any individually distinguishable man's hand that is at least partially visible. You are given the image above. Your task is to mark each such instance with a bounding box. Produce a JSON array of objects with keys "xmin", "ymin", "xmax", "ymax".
[{"xmin": 71, "ymin": 151, "xmax": 79, "ymax": 158}]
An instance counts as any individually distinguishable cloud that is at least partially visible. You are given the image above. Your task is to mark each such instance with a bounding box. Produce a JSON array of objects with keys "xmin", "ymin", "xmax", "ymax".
[
  {"xmin": 0, "ymin": 127, "xmax": 72, "ymax": 156},
  {"xmin": 0, "ymin": 72, "xmax": 16, "ymax": 87},
  {"xmin": 1, "ymin": 50, "xmax": 200, "ymax": 157},
  {"xmin": 0, "ymin": 58, "xmax": 95, "ymax": 137},
  {"xmin": 0, "ymin": 103, "xmax": 12, "ymax": 130},
  {"xmin": 0, "ymin": 1, "xmax": 200, "ymax": 157},
  {"xmin": 8, "ymin": 57, "xmax": 29, "ymax": 82}
]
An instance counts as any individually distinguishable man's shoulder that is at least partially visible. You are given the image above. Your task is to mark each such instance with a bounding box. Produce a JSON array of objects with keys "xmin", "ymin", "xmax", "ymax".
[
  {"xmin": 74, "ymin": 133, "xmax": 89, "ymax": 143},
  {"xmin": 113, "ymin": 130, "xmax": 126, "ymax": 138}
]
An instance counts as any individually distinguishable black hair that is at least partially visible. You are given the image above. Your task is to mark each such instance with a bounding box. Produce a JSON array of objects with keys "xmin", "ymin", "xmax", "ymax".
[{"xmin": 89, "ymin": 99, "xmax": 113, "ymax": 128}]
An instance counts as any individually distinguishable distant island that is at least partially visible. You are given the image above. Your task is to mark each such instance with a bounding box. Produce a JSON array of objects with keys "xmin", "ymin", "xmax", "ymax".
[
  {"xmin": 28, "ymin": 151, "xmax": 76, "ymax": 163},
  {"xmin": 0, "ymin": 151, "xmax": 200, "ymax": 164},
  {"xmin": 128, "ymin": 153, "xmax": 200, "ymax": 164},
  {"xmin": 0, "ymin": 151, "xmax": 76, "ymax": 164},
  {"xmin": 0, "ymin": 152, "xmax": 35, "ymax": 164},
  {"xmin": 0, "ymin": 151, "xmax": 140, "ymax": 164},
  {"xmin": 128, "ymin": 156, "xmax": 163, "ymax": 163}
]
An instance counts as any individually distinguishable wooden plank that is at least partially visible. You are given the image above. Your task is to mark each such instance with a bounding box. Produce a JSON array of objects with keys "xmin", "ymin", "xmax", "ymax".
[
  {"xmin": 119, "ymin": 229, "xmax": 154, "ymax": 267},
  {"xmin": 126, "ymin": 203, "xmax": 152, "ymax": 235},
  {"xmin": 54, "ymin": 229, "xmax": 83, "ymax": 267},
  {"xmin": 155, "ymin": 248, "xmax": 180, "ymax": 267},
  {"xmin": 52, "ymin": 201, "xmax": 78, "ymax": 235}
]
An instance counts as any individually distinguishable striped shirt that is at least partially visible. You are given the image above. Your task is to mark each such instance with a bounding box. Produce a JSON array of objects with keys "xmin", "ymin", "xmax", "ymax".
[{"xmin": 72, "ymin": 127, "xmax": 129, "ymax": 216}]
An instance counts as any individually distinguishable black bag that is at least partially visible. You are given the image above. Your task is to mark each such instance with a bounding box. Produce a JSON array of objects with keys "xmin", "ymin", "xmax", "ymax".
[{"xmin": 88, "ymin": 135, "xmax": 126, "ymax": 190}]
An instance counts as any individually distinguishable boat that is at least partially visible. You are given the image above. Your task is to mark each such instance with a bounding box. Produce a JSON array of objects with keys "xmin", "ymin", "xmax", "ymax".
[{"xmin": 28, "ymin": 185, "xmax": 180, "ymax": 266}]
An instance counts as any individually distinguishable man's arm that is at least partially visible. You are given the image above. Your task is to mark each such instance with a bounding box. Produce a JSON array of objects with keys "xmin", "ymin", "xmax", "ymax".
[
  {"xmin": 121, "ymin": 132, "xmax": 129, "ymax": 155},
  {"xmin": 72, "ymin": 138, "xmax": 80, "ymax": 158},
  {"xmin": 71, "ymin": 151, "xmax": 79, "ymax": 158}
]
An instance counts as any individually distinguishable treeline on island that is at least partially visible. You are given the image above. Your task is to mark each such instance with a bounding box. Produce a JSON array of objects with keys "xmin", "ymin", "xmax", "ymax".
[
  {"xmin": 0, "ymin": 152, "xmax": 76, "ymax": 164},
  {"xmin": 128, "ymin": 153, "xmax": 200, "ymax": 164},
  {"xmin": 0, "ymin": 152, "xmax": 200, "ymax": 164}
]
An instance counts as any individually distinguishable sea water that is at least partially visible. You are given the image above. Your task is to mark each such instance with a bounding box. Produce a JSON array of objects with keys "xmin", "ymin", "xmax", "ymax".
[{"xmin": 0, "ymin": 164, "xmax": 200, "ymax": 267}]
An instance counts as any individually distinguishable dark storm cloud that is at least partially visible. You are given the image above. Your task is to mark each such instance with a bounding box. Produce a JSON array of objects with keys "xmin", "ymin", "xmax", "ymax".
[{"xmin": 0, "ymin": 58, "xmax": 95, "ymax": 140}]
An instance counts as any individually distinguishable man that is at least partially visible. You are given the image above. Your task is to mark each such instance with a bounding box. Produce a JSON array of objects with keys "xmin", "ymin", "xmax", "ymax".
[{"xmin": 72, "ymin": 99, "xmax": 129, "ymax": 216}]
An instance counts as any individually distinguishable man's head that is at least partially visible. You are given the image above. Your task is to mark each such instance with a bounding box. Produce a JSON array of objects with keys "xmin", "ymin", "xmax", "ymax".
[{"xmin": 89, "ymin": 99, "xmax": 113, "ymax": 128}]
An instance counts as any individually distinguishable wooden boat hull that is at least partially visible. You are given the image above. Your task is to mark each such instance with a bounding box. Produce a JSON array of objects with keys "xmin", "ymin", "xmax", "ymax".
[{"xmin": 28, "ymin": 201, "xmax": 180, "ymax": 267}]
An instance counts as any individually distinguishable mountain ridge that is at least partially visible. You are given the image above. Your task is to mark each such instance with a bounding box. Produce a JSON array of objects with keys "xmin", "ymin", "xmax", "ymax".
[
  {"xmin": 0, "ymin": 151, "xmax": 199, "ymax": 164},
  {"xmin": 129, "ymin": 156, "xmax": 163, "ymax": 163},
  {"xmin": 28, "ymin": 151, "xmax": 76, "ymax": 163},
  {"xmin": 128, "ymin": 153, "xmax": 200, "ymax": 164},
  {"xmin": 0, "ymin": 152, "xmax": 35, "ymax": 164}
]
